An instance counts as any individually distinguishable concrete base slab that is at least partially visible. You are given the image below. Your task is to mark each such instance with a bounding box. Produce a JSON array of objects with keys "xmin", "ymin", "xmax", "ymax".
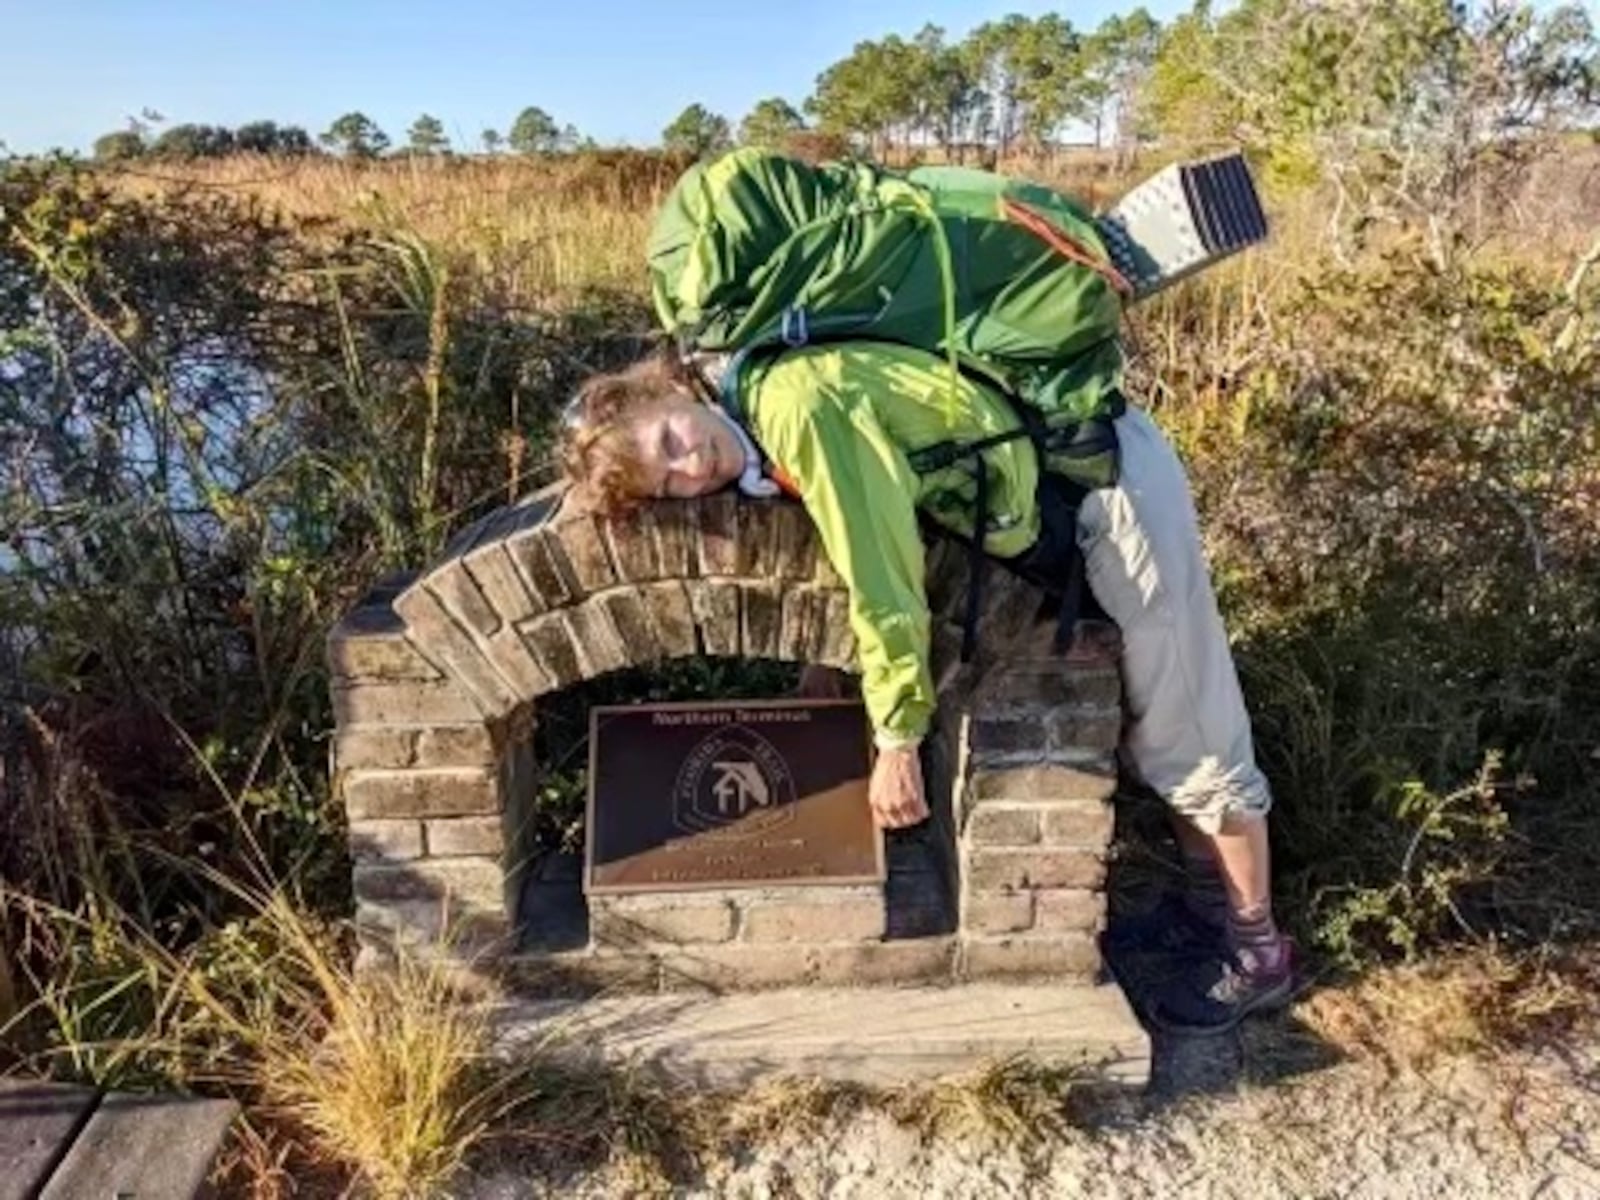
[{"xmin": 493, "ymin": 981, "xmax": 1149, "ymax": 1090}]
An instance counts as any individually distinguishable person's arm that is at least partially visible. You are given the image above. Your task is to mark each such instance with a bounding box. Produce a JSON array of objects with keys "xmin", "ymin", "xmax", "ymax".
[
  {"xmin": 759, "ymin": 383, "xmax": 932, "ymax": 827},
  {"xmin": 756, "ymin": 382, "xmax": 936, "ymax": 752}
]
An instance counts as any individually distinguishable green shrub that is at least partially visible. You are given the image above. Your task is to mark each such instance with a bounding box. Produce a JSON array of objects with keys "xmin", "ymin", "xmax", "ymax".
[{"xmin": 1162, "ymin": 249, "xmax": 1600, "ymax": 966}]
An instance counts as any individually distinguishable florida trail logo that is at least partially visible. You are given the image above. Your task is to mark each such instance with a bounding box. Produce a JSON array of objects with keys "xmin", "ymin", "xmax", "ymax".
[{"xmin": 672, "ymin": 725, "xmax": 797, "ymax": 838}]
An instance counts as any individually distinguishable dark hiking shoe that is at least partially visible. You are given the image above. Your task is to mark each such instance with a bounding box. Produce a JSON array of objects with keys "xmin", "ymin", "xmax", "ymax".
[
  {"xmin": 1148, "ymin": 940, "xmax": 1298, "ymax": 1036},
  {"xmin": 1103, "ymin": 893, "xmax": 1228, "ymax": 961}
]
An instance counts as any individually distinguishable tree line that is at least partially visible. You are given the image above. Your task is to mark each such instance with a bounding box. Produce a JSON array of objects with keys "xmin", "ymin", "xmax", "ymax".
[
  {"xmin": 84, "ymin": 101, "xmax": 782, "ymax": 163},
  {"xmin": 805, "ymin": 12, "xmax": 1161, "ymax": 161},
  {"xmin": 76, "ymin": 1, "xmax": 1597, "ymax": 172},
  {"xmin": 87, "ymin": 106, "xmax": 592, "ymax": 162}
]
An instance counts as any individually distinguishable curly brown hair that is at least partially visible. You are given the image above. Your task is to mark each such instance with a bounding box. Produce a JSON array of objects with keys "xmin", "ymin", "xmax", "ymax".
[{"xmin": 559, "ymin": 354, "xmax": 691, "ymax": 515}]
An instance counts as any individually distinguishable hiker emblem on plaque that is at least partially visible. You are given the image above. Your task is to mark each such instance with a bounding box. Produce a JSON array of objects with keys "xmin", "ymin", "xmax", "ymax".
[{"xmin": 673, "ymin": 726, "xmax": 797, "ymax": 837}]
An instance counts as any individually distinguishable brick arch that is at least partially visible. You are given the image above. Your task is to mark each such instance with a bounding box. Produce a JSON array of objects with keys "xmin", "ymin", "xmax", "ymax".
[
  {"xmin": 329, "ymin": 482, "xmax": 1127, "ymax": 993},
  {"xmin": 388, "ymin": 484, "xmax": 857, "ymax": 722}
]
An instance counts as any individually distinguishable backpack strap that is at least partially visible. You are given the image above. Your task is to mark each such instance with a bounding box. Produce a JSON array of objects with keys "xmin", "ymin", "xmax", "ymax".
[
  {"xmin": 1054, "ymin": 524, "xmax": 1087, "ymax": 655},
  {"xmin": 1004, "ymin": 470, "xmax": 1093, "ymax": 655},
  {"xmin": 1000, "ymin": 196, "xmax": 1134, "ymax": 300},
  {"xmin": 962, "ymin": 452, "xmax": 990, "ymax": 663},
  {"xmin": 915, "ymin": 428, "xmax": 1100, "ymax": 663}
]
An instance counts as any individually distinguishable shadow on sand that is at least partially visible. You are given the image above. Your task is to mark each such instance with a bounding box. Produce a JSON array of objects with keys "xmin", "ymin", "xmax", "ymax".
[{"xmin": 1102, "ymin": 789, "xmax": 1344, "ymax": 1102}]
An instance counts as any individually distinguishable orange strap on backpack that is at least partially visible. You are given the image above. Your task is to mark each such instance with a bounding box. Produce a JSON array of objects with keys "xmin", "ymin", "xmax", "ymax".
[{"xmin": 1000, "ymin": 197, "xmax": 1134, "ymax": 300}]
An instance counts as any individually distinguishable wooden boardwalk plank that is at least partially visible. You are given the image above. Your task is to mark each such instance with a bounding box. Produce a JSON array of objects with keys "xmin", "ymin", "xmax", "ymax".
[
  {"xmin": 40, "ymin": 1091, "xmax": 237, "ymax": 1200},
  {"xmin": 0, "ymin": 1080, "xmax": 100, "ymax": 1200}
]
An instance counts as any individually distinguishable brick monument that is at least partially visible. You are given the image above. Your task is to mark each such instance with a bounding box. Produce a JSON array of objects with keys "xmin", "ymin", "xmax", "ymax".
[{"xmin": 329, "ymin": 483, "xmax": 1124, "ymax": 993}]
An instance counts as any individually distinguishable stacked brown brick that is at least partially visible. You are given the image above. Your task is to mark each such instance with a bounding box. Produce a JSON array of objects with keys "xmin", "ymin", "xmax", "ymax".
[
  {"xmin": 916, "ymin": 546, "xmax": 1124, "ymax": 983},
  {"xmin": 328, "ymin": 484, "xmax": 1125, "ymax": 990},
  {"xmin": 954, "ymin": 652, "xmax": 1122, "ymax": 980}
]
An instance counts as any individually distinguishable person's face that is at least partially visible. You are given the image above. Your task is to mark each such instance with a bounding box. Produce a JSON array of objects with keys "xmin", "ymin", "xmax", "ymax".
[{"xmin": 631, "ymin": 396, "xmax": 744, "ymax": 499}]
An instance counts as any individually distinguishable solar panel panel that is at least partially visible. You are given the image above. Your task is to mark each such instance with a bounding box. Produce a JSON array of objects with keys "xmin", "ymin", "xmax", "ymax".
[{"xmin": 1094, "ymin": 151, "xmax": 1270, "ymax": 300}]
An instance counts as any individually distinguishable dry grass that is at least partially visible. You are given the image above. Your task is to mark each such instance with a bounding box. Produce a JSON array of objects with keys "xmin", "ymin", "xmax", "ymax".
[
  {"xmin": 1297, "ymin": 946, "xmax": 1600, "ymax": 1072},
  {"xmin": 89, "ymin": 149, "xmax": 1319, "ymax": 319},
  {"xmin": 467, "ymin": 1055, "xmax": 1101, "ymax": 1195},
  {"xmin": 4, "ymin": 879, "xmax": 542, "ymax": 1199},
  {"xmin": 714, "ymin": 1057, "xmax": 1095, "ymax": 1156},
  {"xmin": 883, "ymin": 1058, "xmax": 1093, "ymax": 1147},
  {"xmin": 94, "ymin": 147, "xmax": 1594, "ymax": 345},
  {"xmin": 255, "ymin": 953, "xmax": 504, "ymax": 1197},
  {"xmin": 497, "ymin": 1059, "xmax": 703, "ymax": 1195},
  {"xmin": 182, "ymin": 894, "xmax": 543, "ymax": 1200},
  {"xmin": 110, "ymin": 153, "xmax": 668, "ymax": 303}
]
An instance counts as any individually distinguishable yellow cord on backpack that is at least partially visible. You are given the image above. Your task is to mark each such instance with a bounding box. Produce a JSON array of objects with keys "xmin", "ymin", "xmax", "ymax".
[{"xmin": 888, "ymin": 184, "xmax": 963, "ymax": 420}]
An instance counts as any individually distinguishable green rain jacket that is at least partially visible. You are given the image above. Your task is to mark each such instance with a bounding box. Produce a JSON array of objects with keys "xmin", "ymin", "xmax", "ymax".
[{"xmin": 730, "ymin": 341, "xmax": 1042, "ymax": 748}]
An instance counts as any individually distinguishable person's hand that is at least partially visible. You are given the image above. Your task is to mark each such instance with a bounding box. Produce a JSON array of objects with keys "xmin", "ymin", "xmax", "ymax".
[
  {"xmin": 869, "ymin": 745, "xmax": 928, "ymax": 829},
  {"xmin": 795, "ymin": 664, "xmax": 850, "ymax": 700}
]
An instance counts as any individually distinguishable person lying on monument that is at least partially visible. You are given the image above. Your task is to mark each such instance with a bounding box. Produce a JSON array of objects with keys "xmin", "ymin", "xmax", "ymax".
[{"xmin": 558, "ymin": 149, "xmax": 1291, "ymax": 1033}]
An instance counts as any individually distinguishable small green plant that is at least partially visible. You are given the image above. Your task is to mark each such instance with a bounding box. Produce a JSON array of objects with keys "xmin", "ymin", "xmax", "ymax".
[{"xmin": 1311, "ymin": 755, "xmax": 1515, "ymax": 968}]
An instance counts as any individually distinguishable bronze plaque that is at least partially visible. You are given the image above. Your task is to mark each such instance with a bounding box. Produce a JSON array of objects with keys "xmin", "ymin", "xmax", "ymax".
[{"xmin": 584, "ymin": 699, "xmax": 884, "ymax": 894}]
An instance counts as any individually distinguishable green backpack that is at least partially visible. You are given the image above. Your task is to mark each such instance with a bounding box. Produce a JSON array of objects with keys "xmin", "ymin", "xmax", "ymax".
[{"xmin": 647, "ymin": 148, "xmax": 1131, "ymax": 494}]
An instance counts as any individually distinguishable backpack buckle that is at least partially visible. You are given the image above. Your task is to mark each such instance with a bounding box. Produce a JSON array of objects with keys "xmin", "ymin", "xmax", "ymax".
[{"xmin": 780, "ymin": 305, "xmax": 810, "ymax": 347}]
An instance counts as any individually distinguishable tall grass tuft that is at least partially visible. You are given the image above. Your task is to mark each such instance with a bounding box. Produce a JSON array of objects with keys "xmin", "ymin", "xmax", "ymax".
[
  {"xmin": 191, "ymin": 893, "xmax": 518, "ymax": 1200},
  {"xmin": 111, "ymin": 152, "xmax": 669, "ymax": 303}
]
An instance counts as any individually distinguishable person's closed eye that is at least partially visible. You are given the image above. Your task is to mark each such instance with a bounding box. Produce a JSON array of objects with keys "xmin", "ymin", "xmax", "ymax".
[{"xmin": 655, "ymin": 428, "xmax": 681, "ymax": 498}]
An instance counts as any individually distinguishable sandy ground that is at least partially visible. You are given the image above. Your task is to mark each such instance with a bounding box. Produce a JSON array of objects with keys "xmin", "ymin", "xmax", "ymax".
[{"xmin": 463, "ymin": 1030, "xmax": 1600, "ymax": 1199}]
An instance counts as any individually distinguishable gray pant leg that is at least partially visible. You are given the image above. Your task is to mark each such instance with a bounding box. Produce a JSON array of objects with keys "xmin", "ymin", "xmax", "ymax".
[{"xmin": 1075, "ymin": 406, "xmax": 1272, "ymax": 833}]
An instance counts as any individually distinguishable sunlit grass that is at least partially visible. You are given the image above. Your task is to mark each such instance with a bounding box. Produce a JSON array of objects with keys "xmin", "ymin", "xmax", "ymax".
[{"xmin": 113, "ymin": 153, "xmax": 665, "ymax": 302}]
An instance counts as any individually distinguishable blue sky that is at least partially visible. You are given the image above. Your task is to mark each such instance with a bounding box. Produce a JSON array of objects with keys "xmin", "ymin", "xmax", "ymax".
[{"xmin": 2, "ymin": 1, "xmax": 1189, "ymax": 153}]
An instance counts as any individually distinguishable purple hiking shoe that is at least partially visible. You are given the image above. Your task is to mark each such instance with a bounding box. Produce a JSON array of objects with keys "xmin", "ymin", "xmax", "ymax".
[{"xmin": 1149, "ymin": 939, "xmax": 1299, "ymax": 1036}]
